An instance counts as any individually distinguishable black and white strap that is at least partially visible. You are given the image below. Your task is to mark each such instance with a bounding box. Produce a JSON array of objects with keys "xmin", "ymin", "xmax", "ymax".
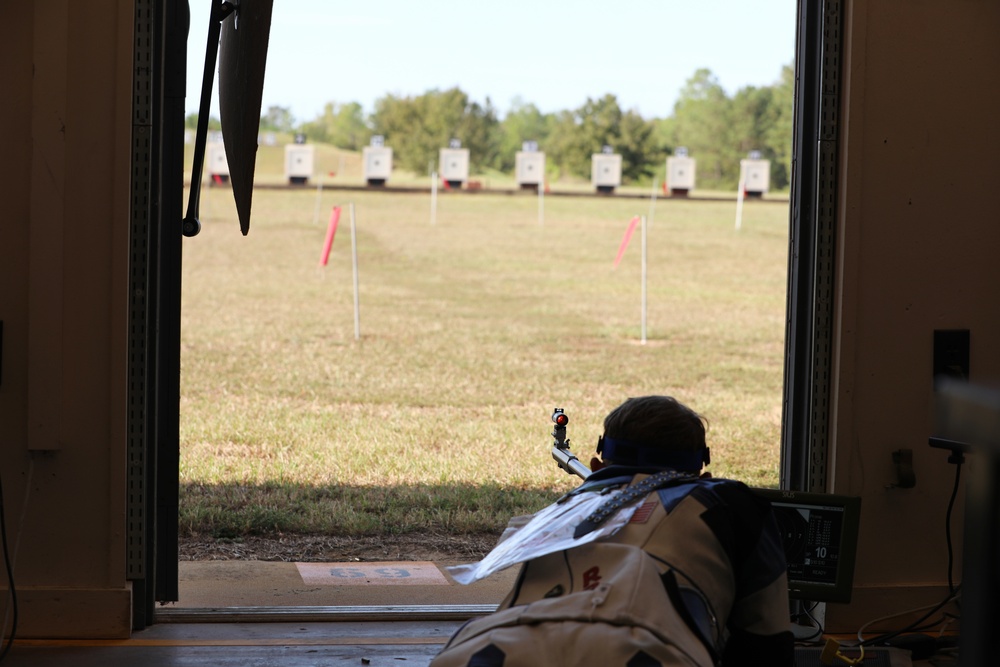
[{"xmin": 573, "ymin": 469, "xmax": 696, "ymax": 539}]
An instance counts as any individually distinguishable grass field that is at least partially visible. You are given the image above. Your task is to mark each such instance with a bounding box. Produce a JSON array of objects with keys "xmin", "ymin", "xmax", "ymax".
[{"xmin": 178, "ymin": 182, "xmax": 790, "ymax": 542}]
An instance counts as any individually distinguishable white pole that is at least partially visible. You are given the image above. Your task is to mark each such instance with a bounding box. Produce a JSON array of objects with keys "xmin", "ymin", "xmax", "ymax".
[
  {"xmin": 350, "ymin": 202, "xmax": 361, "ymax": 340},
  {"xmin": 648, "ymin": 177, "xmax": 658, "ymax": 228},
  {"xmin": 735, "ymin": 160, "xmax": 746, "ymax": 231},
  {"xmin": 538, "ymin": 178, "xmax": 544, "ymax": 227},
  {"xmin": 431, "ymin": 171, "xmax": 438, "ymax": 225},
  {"xmin": 313, "ymin": 177, "xmax": 323, "ymax": 225},
  {"xmin": 641, "ymin": 215, "xmax": 648, "ymax": 345}
]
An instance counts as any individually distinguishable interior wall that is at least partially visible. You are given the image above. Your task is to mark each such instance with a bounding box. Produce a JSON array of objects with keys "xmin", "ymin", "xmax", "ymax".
[
  {"xmin": 2, "ymin": 0, "xmax": 998, "ymax": 642},
  {"xmin": 0, "ymin": 1, "xmax": 132, "ymax": 638},
  {"xmin": 828, "ymin": 0, "xmax": 1000, "ymax": 630}
]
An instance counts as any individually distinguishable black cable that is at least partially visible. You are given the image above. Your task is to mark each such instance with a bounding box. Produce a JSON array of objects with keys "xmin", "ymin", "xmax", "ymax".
[
  {"xmin": 860, "ymin": 454, "xmax": 964, "ymax": 647},
  {"xmin": 859, "ymin": 590, "xmax": 959, "ymax": 647},
  {"xmin": 0, "ymin": 473, "xmax": 17, "ymax": 662},
  {"xmin": 797, "ymin": 604, "xmax": 824, "ymax": 642},
  {"xmin": 944, "ymin": 459, "xmax": 962, "ymax": 597}
]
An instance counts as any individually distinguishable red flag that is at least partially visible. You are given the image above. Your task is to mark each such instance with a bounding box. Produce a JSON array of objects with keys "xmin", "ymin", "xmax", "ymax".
[
  {"xmin": 613, "ymin": 216, "xmax": 641, "ymax": 268},
  {"xmin": 319, "ymin": 206, "xmax": 342, "ymax": 266}
]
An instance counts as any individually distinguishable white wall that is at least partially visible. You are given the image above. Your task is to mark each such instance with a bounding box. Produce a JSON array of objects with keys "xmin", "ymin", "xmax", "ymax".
[
  {"xmin": 828, "ymin": 0, "xmax": 1000, "ymax": 630},
  {"xmin": 0, "ymin": 0, "xmax": 133, "ymax": 638},
  {"xmin": 2, "ymin": 0, "xmax": 999, "ymax": 639}
]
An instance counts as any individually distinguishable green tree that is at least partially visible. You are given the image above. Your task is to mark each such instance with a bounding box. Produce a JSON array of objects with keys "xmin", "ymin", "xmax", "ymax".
[
  {"xmin": 649, "ymin": 116, "xmax": 677, "ymax": 183},
  {"xmin": 299, "ymin": 102, "xmax": 370, "ymax": 150},
  {"xmin": 728, "ymin": 63, "xmax": 794, "ymax": 191},
  {"xmin": 454, "ymin": 96, "xmax": 502, "ymax": 172},
  {"xmin": 730, "ymin": 85, "xmax": 778, "ymax": 187},
  {"xmin": 185, "ymin": 112, "xmax": 221, "ymax": 131},
  {"xmin": 496, "ymin": 98, "xmax": 552, "ymax": 172},
  {"xmin": 668, "ymin": 69, "xmax": 734, "ymax": 188},
  {"xmin": 665, "ymin": 64, "xmax": 794, "ymax": 191},
  {"xmin": 370, "ymin": 93, "xmax": 434, "ymax": 173},
  {"xmin": 259, "ymin": 105, "xmax": 295, "ymax": 133},
  {"xmin": 765, "ymin": 63, "xmax": 795, "ymax": 190},
  {"xmin": 371, "ymin": 88, "xmax": 500, "ymax": 173},
  {"xmin": 546, "ymin": 95, "xmax": 656, "ymax": 182},
  {"xmin": 615, "ymin": 109, "xmax": 656, "ymax": 181},
  {"xmin": 545, "ymin": 110, "xmax": 584, "ymax": 179}
]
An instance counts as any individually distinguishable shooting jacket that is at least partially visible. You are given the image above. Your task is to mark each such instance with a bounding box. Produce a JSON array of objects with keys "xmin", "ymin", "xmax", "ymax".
[{"xmin": 432, "ymin": 466, "xmax": 793, "ymax": 667}]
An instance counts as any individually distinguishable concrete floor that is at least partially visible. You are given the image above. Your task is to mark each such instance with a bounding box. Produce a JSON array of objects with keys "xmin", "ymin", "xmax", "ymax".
[
  {"xmin": 171, "ymin": 558, "xmax": 517, "ymax": 609},
  {"xmin": 1, "ymin": 624, "xmax": 924, "ymax": 667},
  {"xmin": 0, "ymin": 559, "xmax": 947, "ymax": 666},
  {"xmin": 3, "ymin": 620, "xmax": 464, "ymax": 667},
  {"xmin": 2, "ymin": 559, "xmax": 516, "ymax": 666}
]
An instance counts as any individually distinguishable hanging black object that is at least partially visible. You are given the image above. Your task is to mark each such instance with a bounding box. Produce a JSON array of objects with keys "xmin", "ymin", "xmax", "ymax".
[{"xmin": 184, "ymin": 0, "xmax": 274, "ymax": 237}]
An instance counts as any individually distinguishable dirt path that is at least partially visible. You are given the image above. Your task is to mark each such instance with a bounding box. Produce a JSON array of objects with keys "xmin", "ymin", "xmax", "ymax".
[{"xmin": 179, "ymin": 533, "xmax": 499, "ymax": 563}]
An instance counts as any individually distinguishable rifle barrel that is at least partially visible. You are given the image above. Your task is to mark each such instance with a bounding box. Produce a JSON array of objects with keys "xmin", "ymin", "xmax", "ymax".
[{"xmin": 552, "ymin": 447, "xmax": 591, "ymax": 479}]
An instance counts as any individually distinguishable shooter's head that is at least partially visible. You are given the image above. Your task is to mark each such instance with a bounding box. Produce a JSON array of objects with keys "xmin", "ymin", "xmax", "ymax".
[{"xmin": 593, "ymin": 395, "xmax": 710, "ymax": 473}]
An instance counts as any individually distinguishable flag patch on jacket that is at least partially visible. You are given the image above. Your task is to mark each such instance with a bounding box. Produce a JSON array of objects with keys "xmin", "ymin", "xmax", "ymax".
[{"xmin": 629, "ymin": 499, "xmax": 658, "ymax": 524}]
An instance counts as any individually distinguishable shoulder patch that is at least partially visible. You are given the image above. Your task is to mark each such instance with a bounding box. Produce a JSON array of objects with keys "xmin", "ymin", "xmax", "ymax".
[{"xmin": 629, "ymin": 499, "xmax": 659, "ymax": 524}]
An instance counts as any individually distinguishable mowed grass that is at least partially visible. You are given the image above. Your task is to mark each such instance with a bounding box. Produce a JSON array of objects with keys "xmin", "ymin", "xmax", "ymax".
[{"xmin": 179, "ymin": 185, "xmax": 790, "ymax": 541}]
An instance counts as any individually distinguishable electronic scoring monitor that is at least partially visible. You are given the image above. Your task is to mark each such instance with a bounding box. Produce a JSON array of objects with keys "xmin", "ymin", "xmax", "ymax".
[{"xmin": 753, "ymin": 489, "xmax": 862, "ymax": 603}]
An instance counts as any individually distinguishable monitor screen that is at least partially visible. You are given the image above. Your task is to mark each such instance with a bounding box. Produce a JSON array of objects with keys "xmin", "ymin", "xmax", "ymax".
[{"xmin": 753, "ymin": 489, "xmax": 862, "ymax": 603}]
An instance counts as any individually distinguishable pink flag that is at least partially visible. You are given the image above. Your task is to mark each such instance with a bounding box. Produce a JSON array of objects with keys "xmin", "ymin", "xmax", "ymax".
[
  {"xmin": 319, "ymin": 206, "xmax": 342, "ymax": 266},
  {"xmin": 613, "ymin": 216, "xmax": 641, "ymax": 268}
]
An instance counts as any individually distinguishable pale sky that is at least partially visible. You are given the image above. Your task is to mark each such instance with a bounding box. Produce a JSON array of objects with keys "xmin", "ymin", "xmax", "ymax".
[{"xmin": 185, "ymin": 0, "xmax": 797, "ymax": 123}]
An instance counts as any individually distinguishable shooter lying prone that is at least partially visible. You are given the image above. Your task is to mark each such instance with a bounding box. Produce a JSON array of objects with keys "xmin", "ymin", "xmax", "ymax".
[{"xmin": 431, "ymin": 395, "xmax": 793, "ymax": 667}]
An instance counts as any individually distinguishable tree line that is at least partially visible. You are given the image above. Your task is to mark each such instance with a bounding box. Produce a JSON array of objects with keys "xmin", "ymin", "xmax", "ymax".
[{"xmin": 252, "ymin": 65, "xmax": 794, "ymax": 191}]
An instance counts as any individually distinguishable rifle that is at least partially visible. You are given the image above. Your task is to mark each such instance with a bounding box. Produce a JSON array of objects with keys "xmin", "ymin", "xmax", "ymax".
[{"xmin": 550, "ymin": 408, "xmax": 591, "ymax": 480}]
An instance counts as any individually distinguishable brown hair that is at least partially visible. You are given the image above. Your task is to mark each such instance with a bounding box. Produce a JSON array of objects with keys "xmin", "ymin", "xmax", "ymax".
[{"xmin": 603, "ymin": 395, "xmax": 707, "ymax": 454}]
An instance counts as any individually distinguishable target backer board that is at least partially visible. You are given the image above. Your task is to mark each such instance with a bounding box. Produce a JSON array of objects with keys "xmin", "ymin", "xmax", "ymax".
[
  {"xmin": 667, "ymin": 156, "xmax": 696, "ymax": 191},
  {"xmin": 363, "ymin": 146, "xmax": 393, "ymax": 180},
  {"xmin": 284, "ymin": 144, "xmax": 314, "ymax": 180},
  {"xmin": 741, "ymin": 158, "xmax": 771, "ymax": 194},
  {"xmin": 515, "ymin": 151, "xmax": 546, "ymax": 185},
  {"xmin": 592, "ymin": 153, "xmax": 622, "ymax": 187},
  {"xmin": 439, "ymin": 148, "xmax": 470, "ymax": 183},
  {"xmin": 207, "ymin": 142, "xmax": 230, "ymax": 177}
]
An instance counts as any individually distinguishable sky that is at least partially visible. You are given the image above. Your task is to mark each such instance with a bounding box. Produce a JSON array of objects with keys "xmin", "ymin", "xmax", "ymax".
[{"xmin": 185, "ymin": 0, "xmax": 797, "ymax": 124}]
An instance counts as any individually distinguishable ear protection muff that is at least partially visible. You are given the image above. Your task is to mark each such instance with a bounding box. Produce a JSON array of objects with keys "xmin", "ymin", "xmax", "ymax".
[{"xmin": 597, "ymin": 435, "xmax": 710, "ymax": 472}]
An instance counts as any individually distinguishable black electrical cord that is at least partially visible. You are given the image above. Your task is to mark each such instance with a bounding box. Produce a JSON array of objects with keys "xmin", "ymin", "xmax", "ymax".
[
  {"xmin": 944, "ymin": 457, "xmax": 962, "ymax": 597},
  {"xmin": 796, "ymin": 602, "xmax": 824, "ymax": 642},
  {"xmin": 859, "ymin": 589, "xmax": 960, "ymax": 647},
  {"xmin": 860, "ymin": 455, "xmax": 964, "ymax": 647},
  {"xmin": 0, "ymin": 473, "xmax": 17, "ymax": 662}
]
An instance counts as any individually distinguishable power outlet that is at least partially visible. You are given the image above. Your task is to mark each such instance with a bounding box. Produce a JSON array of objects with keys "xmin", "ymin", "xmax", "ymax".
[{"xmin": 933, "ymin": 329, "xmax": 970, "ymax": 389}]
